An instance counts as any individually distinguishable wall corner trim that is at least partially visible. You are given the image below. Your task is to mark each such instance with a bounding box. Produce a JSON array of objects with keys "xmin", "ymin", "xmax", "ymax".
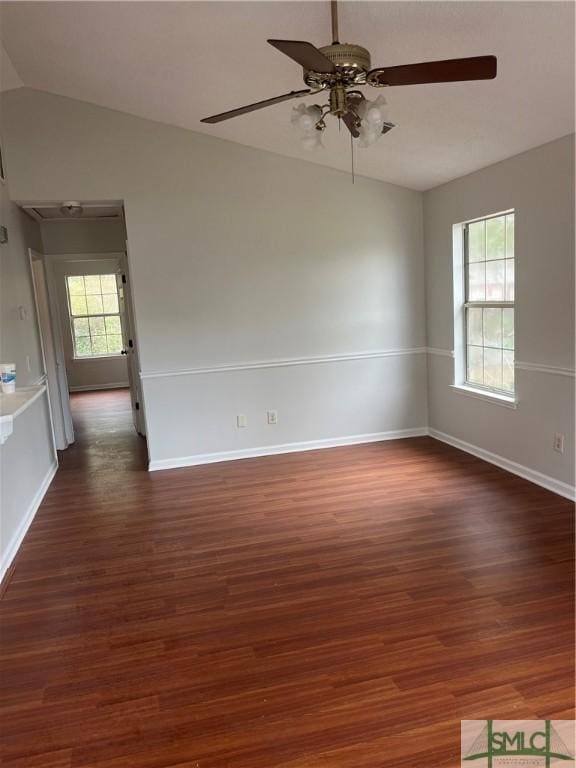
[
  {"xmin": 429, "ymin": 428, "xmax": 575, "ymax": 501},
  {"xmin": 148, "ymin": 428, "xmax": 429, "ymax": 471},
  {"xmin": 0, "ymin": 461, "xmax": 58, "ymax": 585},
  {"xmin": 426, "ymin": 347, "xmax": 455, "ymax": 358}
]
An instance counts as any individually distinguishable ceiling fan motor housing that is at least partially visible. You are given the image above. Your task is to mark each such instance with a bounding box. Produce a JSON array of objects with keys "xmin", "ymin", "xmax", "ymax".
[{"xmin": 304, "ymin": 43, "xmax": 371, "ymax": 88}]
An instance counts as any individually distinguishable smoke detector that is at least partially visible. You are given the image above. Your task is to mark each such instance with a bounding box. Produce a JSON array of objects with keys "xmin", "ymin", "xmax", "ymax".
[{"xmin": 60, "ymin": 201, "xmax": 83, "ymax": 218}]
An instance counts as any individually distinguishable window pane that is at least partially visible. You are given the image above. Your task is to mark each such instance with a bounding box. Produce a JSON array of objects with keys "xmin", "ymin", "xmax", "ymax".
[
  {"xmin": 503, "ymin": 308, "xmax": 514, "ymax": 350},
  {"xmin": 467, "ymin": 346, "xmax": 483, "ymax": 385},
  {"xmin": 485, "ymin": 260, "xmax": 505, "ymax": 301},
  {"xmin": 100, "ymin": 274, "xmax": 117, "ymax": 293},
  {"xmin": 75, "ymin": 336, "xmax": 92, "ymax": 357},
  {"xmin": 89, "ymin": 316, "xmax": 105, "ymax": 336},
  {"xmin": 486, "ymin": 216, "xmax": 505, "ymax": 260},
  {"xmin": 91, "ymin": 336, "xmax": 108, "ymax": 355},
  {"xmin": 69, "ymin": 295, "xmax": 87, "ymax": 316},
  {"xmin": 105, "ymin": 315, "xmax": 121, "ymax": 335},
  {"xmin": 84, "ymin": 275, "xmax": 101, "ymax": 295},
  {"xmin": 102, "ymin": 294, "xmax": 119, "ymax": 314},
  {"xmin": 468, "ymin": 221, "xmax": 485, "ymax": 262},
  {"xmin": 467, "ymin": 308, "xmax": 483, "ymax": 345},
  {"xmin": 73, "ymin": 317, "xmax": 90, "ymax": 337},
  {"xmin": 484, "ymin": 347, "xmax": 502, "ymax": 389},
  {"xmin": 67, "ymin": 276, "xmax": 85, "ymax": 296},
  {"xmin": 502, "ymin": 350, "xmax": 514, "ymax": 392},
  {"xmin": 463, "ymin": 212, "xmax": 514, "ymax": 395},
  {"xmin": 506, "ymin": 214, "xmax": 514, "ymax": 259},
  {"xmin": 483, "ymin": 308, "xmax": 502, "ymax": 348},
  {"xmin": 107, "ymin": 334, "xmax": 123, "ymax": 354},
  {"xmin": 505, "ymin": 259, "xmax": 515, "ymax": 301},
  {"xmin": 467, "ymin": 262, "xmax": 485, "ymax": 300},
  {"xmin": 86, "ymin": 295, "xmax": 104, "ymax": 315}
]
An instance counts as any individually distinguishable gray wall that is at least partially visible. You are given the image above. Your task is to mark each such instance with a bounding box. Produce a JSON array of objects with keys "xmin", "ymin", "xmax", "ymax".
[
  {"xmin": 0, "ymin": 184, "xmax": 44, "ymax": 385},
  {"xmin": 41, "ymin": 218, "xmax": 126, "ymax": 255},
  {"xmin": 41, "ymin": 220, "xmax": 129, "ymax": 391},
  {"xmin": 0, "ymin": 163, "xmax": 56, "ymax": 576},
  {"xmin": 2, "ymin": 88, "xmax": 428, "ymax": 466},
  {"xmin": 424, "ymin": 135, "xmax": 575, "ymax": 488}
]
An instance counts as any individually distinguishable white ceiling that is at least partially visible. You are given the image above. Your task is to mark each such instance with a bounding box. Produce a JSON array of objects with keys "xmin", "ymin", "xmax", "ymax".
[{"xmin": 1, "ymin": 1, "xmax": 574, "ymax": 190}]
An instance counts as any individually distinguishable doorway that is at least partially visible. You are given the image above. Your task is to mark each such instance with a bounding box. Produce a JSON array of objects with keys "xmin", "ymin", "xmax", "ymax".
[{"xmin": 24, "ymin": 201, "xmax": 147, "ymax": 458}]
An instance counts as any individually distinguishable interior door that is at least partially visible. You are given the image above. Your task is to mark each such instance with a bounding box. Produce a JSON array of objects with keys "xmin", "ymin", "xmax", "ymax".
[
  {"xmin": 116, "ymin": 259, "xmax": 146, "ymax": 435},
  {"xmin": 29, "ymin": 250, "xmax": 74, "ymax": 449}
]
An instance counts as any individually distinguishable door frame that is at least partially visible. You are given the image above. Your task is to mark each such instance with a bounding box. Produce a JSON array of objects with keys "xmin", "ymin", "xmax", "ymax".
[
  {"xmin": 28, "ymin": 248, "xmax": 74, "ymax": 450},
  {"xmin": 122, "ymin": 240, "xmax": 150, "ymax": 436},
  {"xmin": 44, "ymin": 249, "xmax": 148, "ymax": 442}
]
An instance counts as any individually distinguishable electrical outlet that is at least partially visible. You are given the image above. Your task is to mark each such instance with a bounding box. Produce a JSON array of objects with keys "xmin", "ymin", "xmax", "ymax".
[
  {"xmin": 267, "ymin": 410, "xmax": 278, "ymax": 425},
  {"xmin": 553, "ymin": 433, "xmax": 565, "ymax": 454},
  {"xmin": 236, "ymin": 414, "xmax": 247, "ymax": 428}
]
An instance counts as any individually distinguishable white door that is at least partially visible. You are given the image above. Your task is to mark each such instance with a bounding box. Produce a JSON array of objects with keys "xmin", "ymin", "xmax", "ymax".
[
  {"xmin": 29, "ymin": 249, "xmax": 74, "ymax": 449},
  {"xmin": 116, "ymin": 258, "xmax": 145, "ymax": 435}
]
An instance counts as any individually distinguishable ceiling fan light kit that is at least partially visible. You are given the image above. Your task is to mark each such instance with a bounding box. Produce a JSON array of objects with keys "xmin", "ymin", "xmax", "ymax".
[{"xmin": 201, "ymin": 0, "xmax": 497, "ymax": 160}]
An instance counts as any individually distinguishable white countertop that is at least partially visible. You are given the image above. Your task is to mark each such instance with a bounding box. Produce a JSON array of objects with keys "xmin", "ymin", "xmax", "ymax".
[{"xmin": 0, "ymin": 385, "xmax": 47, "ymax": 444}]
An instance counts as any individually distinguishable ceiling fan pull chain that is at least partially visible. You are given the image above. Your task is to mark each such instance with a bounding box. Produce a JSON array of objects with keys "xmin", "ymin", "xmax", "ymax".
[{"xmin": 350, "ymin": 130, "xmax": 355, "ymax": 185}]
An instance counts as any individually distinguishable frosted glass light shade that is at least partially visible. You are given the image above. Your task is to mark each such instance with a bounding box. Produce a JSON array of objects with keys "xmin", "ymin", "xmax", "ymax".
[
  {"xmin": 357, "ymin": 95, "xmax": 388, "ymax": 148},
  {"xmin": 291, "ymin": 103, "xmax": 324, "ymax": 150}
]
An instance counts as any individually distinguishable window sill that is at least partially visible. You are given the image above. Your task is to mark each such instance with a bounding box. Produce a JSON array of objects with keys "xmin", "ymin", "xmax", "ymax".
[
  {"xmin": 450, "ymin": 384, "xmax": 518, "ymax": 409},
  {"xmin": 73, "ymin": 355, "xmax": 123, "ymax": 362}
]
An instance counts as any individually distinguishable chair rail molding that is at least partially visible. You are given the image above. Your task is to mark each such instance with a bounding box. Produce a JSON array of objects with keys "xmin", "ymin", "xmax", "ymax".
[
  {"xmin": 140, "ymin": 347, "xmax": 429, "ymax": 380},
  {"xmin": 515, "ymin": 360, "xmax": 576, "ymax": 378}
]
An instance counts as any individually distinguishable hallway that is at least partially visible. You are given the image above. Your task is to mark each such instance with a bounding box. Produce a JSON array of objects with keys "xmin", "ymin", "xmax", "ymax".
[
  {"xmin": 0, "ymin": 391, "xmax": 574, "ymax": 767},
  {"xmin": 61, "ymin": 389, "xmax": 148, "ymax": 473}
]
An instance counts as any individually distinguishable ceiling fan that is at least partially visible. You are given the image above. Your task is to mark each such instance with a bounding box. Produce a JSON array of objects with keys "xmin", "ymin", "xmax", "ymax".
[{"xmin": 201, "ymin": 0, "xmax": 497, "ymax": 147}]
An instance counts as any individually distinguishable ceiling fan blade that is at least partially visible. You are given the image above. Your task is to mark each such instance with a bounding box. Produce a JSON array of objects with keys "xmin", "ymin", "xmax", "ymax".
[
  {"xmin": 268, "ymin": 39, "xmax": 336, "ymax": 74},
  {"xmin": 368, "ymin": 55, "xmax": 497, "ymax": 87},
  {"xmin": 341, "ymin": 111, "xmax": 360, "ymax": 138},
  {"xmin": 201, "ymin": 89, "xmax": 311, "ymax": 124}
]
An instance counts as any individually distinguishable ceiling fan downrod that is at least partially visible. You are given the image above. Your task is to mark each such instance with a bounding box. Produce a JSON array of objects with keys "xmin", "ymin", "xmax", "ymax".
[{"xmin": 331, "ymin": 0, "xmax": 339, "ymax": 45}]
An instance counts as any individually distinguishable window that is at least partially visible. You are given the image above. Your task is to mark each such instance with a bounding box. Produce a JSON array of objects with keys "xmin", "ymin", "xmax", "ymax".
[
  {"xmin": 464, "ymin": 212, "xmax": 515, "ymax": 394},
  {"xmin": 66, "ymin": 274, "xmax": 123, "ymax": 358}
]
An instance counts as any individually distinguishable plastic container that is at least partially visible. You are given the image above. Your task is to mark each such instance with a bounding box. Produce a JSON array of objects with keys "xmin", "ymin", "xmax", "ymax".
[{"xmin": 0, "ymin": 363, "xmax": 16, "ymax": 394}]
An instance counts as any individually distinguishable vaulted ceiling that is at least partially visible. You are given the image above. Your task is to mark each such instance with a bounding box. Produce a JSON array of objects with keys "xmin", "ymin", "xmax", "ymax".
[{"xmin": 1, "ymin": 1, "xmax": 574, "ymax": 190}]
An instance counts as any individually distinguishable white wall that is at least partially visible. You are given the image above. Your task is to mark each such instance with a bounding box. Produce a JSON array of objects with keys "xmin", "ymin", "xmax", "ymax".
[
  {"xmin": 40, "ymin": 217, "xmax": 130, "ymax": 391},
  {"xmin": 0, "ymin": 164, "xmax": 57, "ymax": 578},
  {"xmin": 2, "ymin": 89, "xmax": 427, "ymax": 466},
  {"xmin": 0, "ymin": 393, "xmax": 56, "ymax": 579},
  {"xmin": 424, "ymin": 135, "xmax": 575, "ymax": 491}
]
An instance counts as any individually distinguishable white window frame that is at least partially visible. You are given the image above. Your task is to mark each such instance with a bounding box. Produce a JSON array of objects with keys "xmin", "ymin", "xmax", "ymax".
[
  {"xmin": 65, "ymin": 274, "xmax": 124, "ymax": 360},
  {"xmin": 452, "ymin": 210, "xmax": 518, "ymax": 408}
]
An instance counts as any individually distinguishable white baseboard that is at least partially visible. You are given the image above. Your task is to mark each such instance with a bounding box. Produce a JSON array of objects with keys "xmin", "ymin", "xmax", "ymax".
[
  {"xmin": 68, "ymin": 382, "xmax": 129, "ymax": 392},
  {"xmin": 0, "ymin": 461, "xmax": 58, "ymax": 585},
  {"xmin": 148, "ymin": 428, "xmax": 428, "ymax": 471},
  {"xmin": 150, "ymin": 426, "xmax": 575, "ymax": 502},
  {"xmin": 429, "ymin": 428, "xmax": 576, "ymax": 502}
]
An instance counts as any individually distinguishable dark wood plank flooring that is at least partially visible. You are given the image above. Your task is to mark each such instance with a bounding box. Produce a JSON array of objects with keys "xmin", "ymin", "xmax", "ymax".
[{"xmin": 1, "ymin": 389, "xmax": 574, "ymax": 767}]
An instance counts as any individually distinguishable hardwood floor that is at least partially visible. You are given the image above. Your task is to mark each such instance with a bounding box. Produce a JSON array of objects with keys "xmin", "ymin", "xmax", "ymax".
[{"xmin": 1, "ymin": 389, "xmax": 574, "ymax": 767}]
